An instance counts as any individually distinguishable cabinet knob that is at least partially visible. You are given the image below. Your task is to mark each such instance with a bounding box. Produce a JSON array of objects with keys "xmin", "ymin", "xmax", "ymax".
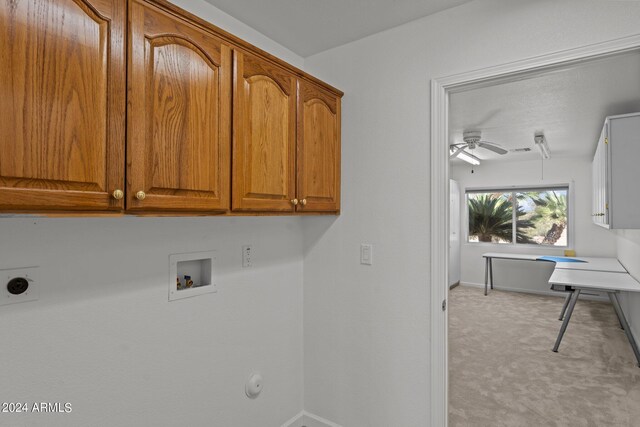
[
  {"xmin": 291, "ymin": 198, "xmax": 299, "ymax": 206},
  {"xmin": 301, "ymin": 199, "xmax": 307, "ymax": 206},
  {"xmin": 136, "ymin": 191, "xmax": 146, "ymax": 201},
  {"xmin": 112, "ymin": 189, "xmax": 124, "ymax": 200}
]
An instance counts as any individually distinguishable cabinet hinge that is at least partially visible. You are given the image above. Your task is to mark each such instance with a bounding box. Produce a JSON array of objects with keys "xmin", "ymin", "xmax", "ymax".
[
  {"xmin": 605, "ymin": 203, "xmax": 609, "ymax": 209},
  {"xmin": 604, "ymin": 137, "xmax": 609, "ymax": 145},
  {"xmin": 442, "ymin": 299, "xmax": 447, "ymax": 311}
]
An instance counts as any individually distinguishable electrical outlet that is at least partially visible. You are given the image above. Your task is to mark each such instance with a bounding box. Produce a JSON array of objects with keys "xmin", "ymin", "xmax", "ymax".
[
  {"xmin": 0, "ymin": 266, "xmax": 39, "ymax": 306},
  {"xmin": 242, "ymin": 245, "xmax": 253, "ymax": 268}
]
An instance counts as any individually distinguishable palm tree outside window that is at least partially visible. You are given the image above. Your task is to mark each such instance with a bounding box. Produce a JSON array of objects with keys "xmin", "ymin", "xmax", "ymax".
[{"xmin": 466, "ymin": 187, "xmax": 569, "ymax": 246}]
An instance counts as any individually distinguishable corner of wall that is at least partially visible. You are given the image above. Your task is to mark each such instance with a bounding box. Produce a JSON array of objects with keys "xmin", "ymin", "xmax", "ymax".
[
  {"xmin": 168, "ymin": 0, "xmax": 305, "ymax": 68},
  {"xmin": 281, "ymin": 411, "xmax": 343, "ymax": 427}
]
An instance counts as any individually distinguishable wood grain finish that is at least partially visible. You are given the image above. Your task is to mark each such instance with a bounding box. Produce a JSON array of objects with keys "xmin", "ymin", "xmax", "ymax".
[
  {"xmin": 127, "ymin": 0, "xmax": 231, "ymax": 211},
  {"xmin": 232, "ymin": 51, "xmax": 297, "ymax": 211},
  {"xmin": 0, "ymin": 0, "xmax": 126, "ymax": 210},
  {"xmin": 0, "ymin": 0, "xmax": 341, "ymax": 215},
  {"xmin": 297, "ymin": 80, "xmax": 341, "ymax": 212}
]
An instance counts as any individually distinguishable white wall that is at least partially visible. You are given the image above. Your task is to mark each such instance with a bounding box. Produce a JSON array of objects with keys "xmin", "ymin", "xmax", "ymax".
[
  {"xmin": 302, "ymin": 1, "xmax": 640, "ymax": 425},
  {"xmin": 0, "ymin": 2, "xmax": 306, "ymax": 426},
  {"xmin": 451, "ymin": 157, "xmax": 617, "ymax": 295},
  {"xmin": 0, "ymin": 217, "xmax": 303, "ymax": 427}
]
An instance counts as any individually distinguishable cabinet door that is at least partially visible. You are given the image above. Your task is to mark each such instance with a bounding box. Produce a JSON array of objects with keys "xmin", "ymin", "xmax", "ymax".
[
  {"xmin": 0, "ymin": 0, "xmax": 126, "ymax": 211},
  {"xmin": 128, "ymin": 0, "xmax": 231, "ymax": 212},
  {"xmin": 592, "ymin": 141, "xmax": 600, "ymax": 225},
  {"xmin": 232, "ymin": 51, "xmax": 297, "ymax": 211},
  {"xmin": 600, "ymin": 120, "xmax": 611, "ymax": 228},
  {"xmin": 297, "ymin": 80, "xmax": 341, "ymax": 212},
  {"xmin": 592, "ymin": 123, "xmax": 610, "ymax": 228}
]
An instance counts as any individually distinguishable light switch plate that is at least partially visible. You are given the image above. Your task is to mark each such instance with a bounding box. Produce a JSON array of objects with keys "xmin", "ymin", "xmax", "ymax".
[
  {"xmin": 360, "ymin": 244, "xmax": 373, "ymax": 265},
  {"xmin": 0, "ymin": 266, "xmax": 39, "ymax": 307}
]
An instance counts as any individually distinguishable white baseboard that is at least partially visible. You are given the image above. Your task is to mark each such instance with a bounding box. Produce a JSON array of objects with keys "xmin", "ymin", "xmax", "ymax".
[
  {"xmin": 281, "ymin": 411, "xmax": 305, "ymax": 427},
  {"xmin": 281, "ymin": 411, "xmax": 342, "ymax": 427},
  {"xmin": 459, "ymin": 281, "xmax": 608, "ymax": 301}
]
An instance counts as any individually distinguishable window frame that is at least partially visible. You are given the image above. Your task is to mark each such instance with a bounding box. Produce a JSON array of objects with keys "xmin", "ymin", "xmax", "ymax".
[{"xmin": 464, "ymin": 183, "xmax": 573, "ymax": 249}]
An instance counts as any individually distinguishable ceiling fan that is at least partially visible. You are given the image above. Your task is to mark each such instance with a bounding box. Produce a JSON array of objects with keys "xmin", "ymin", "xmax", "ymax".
[{"xmin": 449, "ymin": 131, "xmax": 508, "ymax": 160}]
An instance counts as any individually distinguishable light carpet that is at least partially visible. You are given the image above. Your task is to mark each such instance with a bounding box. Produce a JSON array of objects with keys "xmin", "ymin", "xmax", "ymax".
[{"xmin": 449, "ymin": 286, "xmax": 640, "ymax": 427}]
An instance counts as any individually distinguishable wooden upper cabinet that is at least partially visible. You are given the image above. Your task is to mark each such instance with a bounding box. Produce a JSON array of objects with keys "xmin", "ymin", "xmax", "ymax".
[
  {"xmin": 0, "ymin": 0, "xmax": 341, "ymax": 215},
  {"xmin": 297, "ymin": 80, "xmax": 341, "ymax": 213},
  {"xmin": 232, "ymin": 51, "xmax": 297, "ymax": 211},
  {"xmin": 0, "ymin": 0, "xmax": 126, "ymax": 211},
  {"xmin": 127, "ymin": 0, "xmax": 231, "ymax": 212}
]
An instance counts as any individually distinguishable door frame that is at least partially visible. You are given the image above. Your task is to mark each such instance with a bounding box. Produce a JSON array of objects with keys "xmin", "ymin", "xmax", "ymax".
[{"xmin": 429, "ymin": 33, "xmax": 640, "ymax": 427}]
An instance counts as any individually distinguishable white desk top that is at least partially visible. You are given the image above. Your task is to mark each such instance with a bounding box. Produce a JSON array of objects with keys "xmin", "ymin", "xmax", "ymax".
[
  {"xmin": 482, "ymin": 252, "xmax": 540, "ymax": 261},
  {"xmin": 549, "ymin": 269, "xmax": 640, "ymax": 293},
  {"xmin": 482, "ymin": 253, "xmax": 626, "ymax": 273},
  {"xmin": 553, "ymin": 257, "xmax": 627, "ymax": 273}
]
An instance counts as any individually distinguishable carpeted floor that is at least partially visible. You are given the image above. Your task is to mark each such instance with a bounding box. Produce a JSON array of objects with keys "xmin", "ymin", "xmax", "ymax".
[{"xmin": 449, "ymin": 286, "xmax": 640, "ymax": 427}]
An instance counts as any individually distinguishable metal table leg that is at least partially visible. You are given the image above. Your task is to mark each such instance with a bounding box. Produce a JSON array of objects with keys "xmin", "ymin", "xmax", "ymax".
[
  {"xmin": 617, "ymin": 313, "xmax": 625, "ymax": 330},
  {"xmin": 609, "ymin": 292, "xmax": 640, "ymax": 367},
  {"xmin": 489, "ymin": 258, "xmax": 494, "ymax": 290},
  {"xmin": 609, "ymin": 294, "xmax": 625, "ymax": 330},
  {"xmin": 553, "ymin": 289, "xmax": 581, "ymax": 352},
  {"xmin": 559, "ymin": 292, "xmax": 572, "ymax": 321},
  {"xmin": 484, "ymin": 257, "xmax": 489, "ymax": 296}
]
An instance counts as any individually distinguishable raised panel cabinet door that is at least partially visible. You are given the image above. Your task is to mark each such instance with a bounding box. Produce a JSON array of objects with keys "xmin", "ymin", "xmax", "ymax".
[
  {"xmin": 232, "ymin": 51, "xmax": 297, "ymax": 211},
  {"xmin": 592, "ymin": 142, "xmax": 600, "ymax": 225},
  {"xmin": 296, "ymin": 80, "xmax": 341, "ymax": 213},
  {"xmin": 127, "ymin": 0, "xmax": 231, "ymax": 212},
  {"xmin": 0, "ymin": 0, "xmax": 126, "ymax": 211}
]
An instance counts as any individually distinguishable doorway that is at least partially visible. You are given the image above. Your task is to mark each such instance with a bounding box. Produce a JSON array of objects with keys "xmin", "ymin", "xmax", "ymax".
[{"xmin": 429, "ymin": 35, "xmax": 640, "ymax": 426}]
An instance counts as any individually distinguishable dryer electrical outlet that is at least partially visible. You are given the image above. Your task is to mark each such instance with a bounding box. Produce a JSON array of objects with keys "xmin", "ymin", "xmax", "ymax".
[{"xmin": 0, "ymin": 266, "xmax": 39, "ymax": 307}]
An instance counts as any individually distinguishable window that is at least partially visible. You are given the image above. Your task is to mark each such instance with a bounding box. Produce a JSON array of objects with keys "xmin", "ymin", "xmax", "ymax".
[{"xmin": 466, "ymin": 186, "xmax": 569, "ymax": 246}]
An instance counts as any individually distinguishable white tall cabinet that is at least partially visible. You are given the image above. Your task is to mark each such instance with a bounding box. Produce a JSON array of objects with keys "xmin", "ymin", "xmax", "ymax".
[
  {"xmin": 592, "ymin": 112, "xmax": 640, "ymax": 229},
  {"xmin": 449, "ymin": 179, "xmax": 461, "ymax": 287}
]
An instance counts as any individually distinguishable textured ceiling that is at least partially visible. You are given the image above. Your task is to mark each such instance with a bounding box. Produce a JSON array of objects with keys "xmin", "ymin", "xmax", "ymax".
[
  {"xmin": 449, "ymin": 52, "xmax": 640, "ymax": 164},
  {"xmin": 203, "ymin": 0, "xmax": 473, "ymax": 57}
]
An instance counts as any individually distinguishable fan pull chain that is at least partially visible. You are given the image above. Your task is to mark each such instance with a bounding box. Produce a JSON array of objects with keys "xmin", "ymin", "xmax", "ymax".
[{"xmin": 471, "ymin": 148, "xmax": 475, "ymax": 173}]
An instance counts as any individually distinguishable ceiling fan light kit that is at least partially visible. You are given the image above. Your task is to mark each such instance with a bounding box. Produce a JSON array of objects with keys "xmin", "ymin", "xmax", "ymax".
[
  {"xmin": 534, "ymin": 131, "xmax": 551, "ymax": 159},
  {"xmin": 462, "ymin": 130, "xmax": 482, "ymax": 146}
]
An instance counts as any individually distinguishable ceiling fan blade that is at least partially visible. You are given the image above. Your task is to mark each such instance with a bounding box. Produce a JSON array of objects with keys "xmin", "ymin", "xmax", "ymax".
[
  {"xmin": 478, "ymin": 141, "xmax": 508, "ymax": 155},
  {"xmin": 449, "ymin": 146, "xmax": 466, "ymax": 159}
]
